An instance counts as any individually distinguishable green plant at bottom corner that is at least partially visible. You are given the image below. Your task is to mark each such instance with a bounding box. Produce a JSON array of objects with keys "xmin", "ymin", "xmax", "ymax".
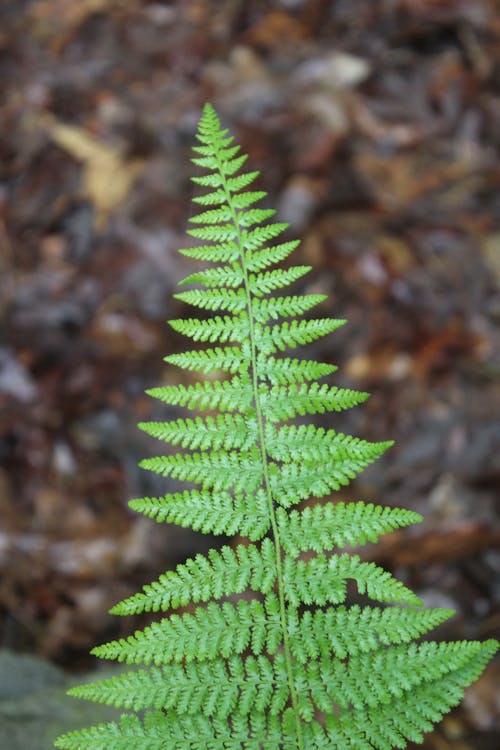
[{"xmin": 54, "ymin": 103, "xmax": 499, "ymax": 750}]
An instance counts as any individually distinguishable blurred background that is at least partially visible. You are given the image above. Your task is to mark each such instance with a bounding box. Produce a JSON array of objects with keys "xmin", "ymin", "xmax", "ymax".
[{"xmin": 0, "ymin": 1, "xmax": 499, "ymax": 748}]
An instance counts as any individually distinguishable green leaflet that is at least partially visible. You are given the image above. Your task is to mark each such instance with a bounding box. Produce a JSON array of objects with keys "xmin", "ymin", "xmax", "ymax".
[
  {"xmin": 325, "ymin": 640, "xmax": 499, "ymax": 750},
  {"xmin": 260, "ymin": 382, "xmax": 370, "ymax": 421},
  {"xmin": 265, "ymin": 423, "xmax": 392, "ymax": 462},
  {"xmin": 145, "ymin": 376, "xmax": 254, "ymax": 412},
  {"xmin": 254, "ymin": 318, "xmax": 346, "ymax": 353},
  {"xmin": 245, "ymin": 240, "xmax": 301, "ymax": 271},
  {"xmin": 169, "ymin": 313, "xmax": 250, "ymax": 342},
  {"xmin": 276, "ymin": 502, "xmax": 421, "ymax": 554},
  {"xmin": 70, "ymin": 653, "xmax": 290, "ymax": 717},
  {"xmin": 178, "ymin": 242, "xmax": 240, "ymax": 263},
  {"xmin": 174, "ymin": 287, "xmax": 248, "ymax": 313},
  {"xmin": 139, "ymin": 447, "xmax": 264, "ymax": 492},
  {"xmin": 107, "ymin": 538, "xmax": 276, "ymax": 616},
  {"xmin": 129, "ymin": 488, "xmax": 270, "ymax": 540},
  {"xmin": 55, "ymin": 710, "xmax": 299, "ymax": 750},
  {"xmin": 252, "ymin": 294, "xmax": 328, "ymax": 322},
  {"xmin": 164, "ymin": 345, "xmax": 248, "ymax": 373},
  {"xmin": 138, "ymin": 413, "xmax": 256, "ymax": 450},
  {"xmin": 257, "ymin": 355, "xmax": 337, "ymax": 384},
  {"xmin": 56, "ymin": 103, "xmax": 498, "ymax": 750},
  {"xmin": 288, "ymin": 605, "xmax": 456, "ymax": 662},
  {"xmin": 96, "ymin": 596, "xmax": 282, "ymax": 665},
  {"xmin": 282, "ymin": 553, "xmax": 422, "ymax": 607}
]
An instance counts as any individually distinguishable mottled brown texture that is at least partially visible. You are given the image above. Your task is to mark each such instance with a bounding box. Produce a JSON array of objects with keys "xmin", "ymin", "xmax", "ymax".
[{"xmin": 0, "ymin": 1, "xmax": 498, "ymax": 746}]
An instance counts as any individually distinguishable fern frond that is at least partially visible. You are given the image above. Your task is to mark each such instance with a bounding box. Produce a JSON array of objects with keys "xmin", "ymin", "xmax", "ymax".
[
  {"xmin": 191, "ymin": 189, "xmax": 227, "ymax": 206},
  {"xmin": 232, "ymin": 190, "xmax": 268, "ymax": 208},
  {"xmin": 193, "ymin": 188, "xmax": 267, "ymax": 209},
  {"xmin": 56, "ymin": 712, "xmax": 204, "ymax": 750},
  {"xmin": 108, "ymin": 538, "xmax": 276, "ymax": 616},
  {"xmin": 220, "ymin": 153, "xmax": 249, "ymax": 176},
  {"xmin": 190, "ymin": 172, "xmax": 225, "ymax": 188},
  {"xmin": 291, "ymin": 641, "xmax": 495, "ymax": 720},
  {"xmin": 237, "ymin": 207, "xmax": 277, "ymax": 227},
  {"xmin": 57, "ymin": 102, "xmax": 498, "ymax": 750}
]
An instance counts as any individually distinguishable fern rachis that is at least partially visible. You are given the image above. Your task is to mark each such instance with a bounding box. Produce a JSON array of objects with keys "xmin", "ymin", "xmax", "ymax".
[{"xmin": 55, "ymin": 104, "xmax": 498, "ymax": 750}]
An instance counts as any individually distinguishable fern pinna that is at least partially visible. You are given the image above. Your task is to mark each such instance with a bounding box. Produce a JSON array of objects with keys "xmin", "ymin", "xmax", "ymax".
[{"xmin": 55, "ymin": 104, "xmax": 498, "ymax": 750}]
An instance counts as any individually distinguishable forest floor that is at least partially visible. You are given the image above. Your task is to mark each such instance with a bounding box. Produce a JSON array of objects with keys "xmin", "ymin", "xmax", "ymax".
[{"xmin": 0, "ymin": 2, "xmax": 499, "ymax": 748}]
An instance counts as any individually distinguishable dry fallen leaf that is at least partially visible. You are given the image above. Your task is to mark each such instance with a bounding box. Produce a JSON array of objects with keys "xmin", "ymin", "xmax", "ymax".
[{"xmin": 43, "ymin": 118, "xmax": 144, "ymax": 228}]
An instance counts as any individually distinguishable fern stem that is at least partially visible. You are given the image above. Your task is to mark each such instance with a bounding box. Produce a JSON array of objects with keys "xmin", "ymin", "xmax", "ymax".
[{"xmin": 217, "ymin": 149, "xmax": 304, "ymax": 750}]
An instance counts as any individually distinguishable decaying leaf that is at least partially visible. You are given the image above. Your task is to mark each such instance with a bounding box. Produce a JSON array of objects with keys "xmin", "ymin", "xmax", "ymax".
[{"xmin": 43, "ymin": 118, "xmax": 144, "ymax": 228}]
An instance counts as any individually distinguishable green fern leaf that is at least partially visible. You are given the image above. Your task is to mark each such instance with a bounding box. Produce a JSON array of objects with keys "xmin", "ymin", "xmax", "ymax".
[
  {"xmin": 242, "ymin": 222, "xmax": 289, "ymax": 251},
  {"xmin": 277, "ymin": 502, "xmax": 421, "ymax": 554},
  {"xmin": 245, "ymin": 240, "xmax": 301, "ymax": 271},
  {"xmin": 56, "ymin": 102, "xmax": 498, "ymax": 750},
  {"xmin": 146, "ymin": 377, "xmax": 253, "ymax": 412},
  {"xmin": 253, "ymin": 294, "xmax": 328, "ymax": 322},
  {"xmin": 283, "ymin": 552, "xmax": 422, "ymax": 607},
  {"xmin": 174, "ymin": 287, "xmax": 247, "ymax": 312},
  {"xmin": 179, "ymin": 264, "xmax": 244, "ymax": 288},
  {"xmin": 138, "ymin": 413, "xmax": 255, "ymax": 450},
  {"xmin": 255, "ymin": 318, "xmax": 346, "ymax": 353},
  {"xmin": 100, "ymin": 597, "xmax": 280, "ymax": 665},
  {"xmin": 187, "ymin": 223, "xmax": 238, "ymax": 242},
  {"xmin": 129, "ymin": 488, "xmax": 270, "ymax": 539},
  {"xmin": 289, "ymin": 605, "xmax": 455, "ymax": 662},
  {"xmin": 139, "ymin": 448, "xmax": 263, "ymax": 492},
  {"xmin": 107, "ymin": 538, "xmax": 276, "ymax": 616},
  {"xmin": 266, "ymin": 423, "xmax": 391, "ymax": 462},
  {"xmin": 225, "ymin": 170, "xmax": 259, "ymax": 192},
  {"xmin": 164, "ymin": 346, "xmax": 247, "ymax": 374},
  {"xmin": 261, "ymin": 382, "xmax": 370, "ymax": 421},
  {"xmin": 169, "ymin": 314, "xmax": 249, "ymax": 342},
  {"xmin": 188, "ymin": 206, "xmax": 234, "ymax": 225},
  {"xmin": 258, "ymin": 355, "xmax": 337, "ymax": 384},
  {"xmin": 178, "ymin": 242, "xmax": 240, "ymax": 263},
  {"xmin": 247, "ymin": 266, "xmax": 310, "ymax": 296}
]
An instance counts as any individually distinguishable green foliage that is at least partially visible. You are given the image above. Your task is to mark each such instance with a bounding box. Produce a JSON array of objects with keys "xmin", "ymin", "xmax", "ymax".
[{"xmin": 55, "ymin": 104, "xmax": 498, "ymax": 750}]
